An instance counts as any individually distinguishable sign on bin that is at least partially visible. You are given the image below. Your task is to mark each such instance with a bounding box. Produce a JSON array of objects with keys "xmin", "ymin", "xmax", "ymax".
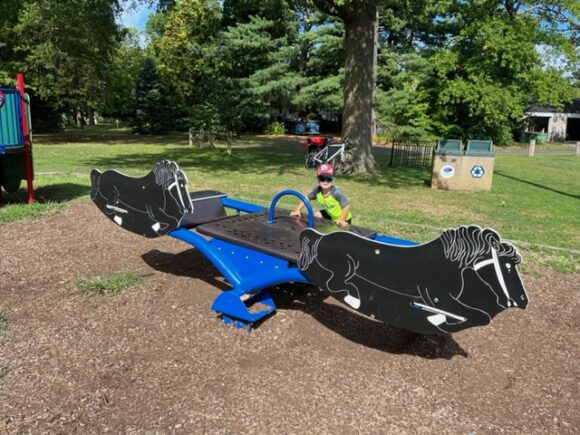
[{"xmin": 470, "ymin": 165, "xmax": 485, "ymax": 178}]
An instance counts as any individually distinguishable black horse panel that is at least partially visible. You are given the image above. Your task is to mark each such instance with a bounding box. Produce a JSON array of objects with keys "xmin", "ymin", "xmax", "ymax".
[
  {"xmin": 91, "ymin": 160, "xmax": 193, "ymax": 238},
  {"xmin": 298, "ymin": 225, "xmax": 528, "ymax": 334}
]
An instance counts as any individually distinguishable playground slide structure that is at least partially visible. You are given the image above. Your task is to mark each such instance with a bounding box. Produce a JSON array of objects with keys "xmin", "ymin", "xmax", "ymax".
[
  {"xmin": 91, "ymin": 160, "xmax": 529, "ymax": 335},
  {"xmin": 0, "ymin": 74, "xmax": 34, "ymax": 204}
]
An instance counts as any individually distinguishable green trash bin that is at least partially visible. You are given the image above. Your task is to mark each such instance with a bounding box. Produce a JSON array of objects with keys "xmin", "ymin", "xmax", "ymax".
[
  {"xmin": 432, "ymin": 139, "xmax": 495, "ymax": 191},
  {"xmin": 432, "ymin": 139, "xmax": 465, "ymax": 189},
  {"xmin": 434, "ymin": 139, "xmax": 464, "ymax": 156}
]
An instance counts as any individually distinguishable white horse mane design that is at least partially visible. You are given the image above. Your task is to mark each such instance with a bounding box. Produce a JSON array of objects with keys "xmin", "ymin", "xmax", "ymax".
[{"xmin": 440, "ymin": 226, "xmax": 521, "ymax": 268}]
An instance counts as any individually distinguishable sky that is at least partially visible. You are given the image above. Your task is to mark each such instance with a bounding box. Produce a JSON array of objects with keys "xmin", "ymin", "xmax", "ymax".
[{"xmin": 118, "ymin": 2, "xmax": 156, "ymax": 31}]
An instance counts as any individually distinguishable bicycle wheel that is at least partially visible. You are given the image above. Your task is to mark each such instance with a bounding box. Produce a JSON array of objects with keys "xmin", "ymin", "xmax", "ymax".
[{"xmin": 305, "ymin": 151, "xmax": 317, "ymax": 168}]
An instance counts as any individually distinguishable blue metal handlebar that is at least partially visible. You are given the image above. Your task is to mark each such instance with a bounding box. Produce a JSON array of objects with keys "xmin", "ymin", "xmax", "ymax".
[{"xmin": 268, "ymin": 189, "xmax": 314, "ymax": 228}]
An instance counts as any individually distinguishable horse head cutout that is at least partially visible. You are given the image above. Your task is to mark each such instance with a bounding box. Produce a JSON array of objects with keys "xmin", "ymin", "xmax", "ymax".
[
  {"xmin": 91, "ymin": 160, "xmax": 193, "ymax": 238},
  {"xmin": 440, "ymin": 226, "xmax": 529, "ymax": 312}
]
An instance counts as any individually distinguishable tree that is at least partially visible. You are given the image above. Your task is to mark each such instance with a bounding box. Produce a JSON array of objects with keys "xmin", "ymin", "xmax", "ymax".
[
  {"xmin": 154, "ymin": 0, "xmax": 222, "ymax": 99},
  {"xmin": 373, "ymin": 1, "xmax": 451, "ymax": 140},
  {"xmin": 101, "ymin": 29, "xmax": 146, "ymax": 120},
  {"xmin": 292, "ymin": 6, "xmax": 345, "ymax": 121},
  {"xmin": 1, "ymin": 0, "xmax": 123, "ymax": 128},
  {"xmin": 312, "ymin": 0, "xmax": 380, "ymax": 174},
  {"xmin": 131, "ymin": 58, "xmax": 175, "ymax": 134},
  {"xmin": 214, "ymin": 16, "xmax": 302, "ymax": 130},
  {"xmin": 427, "ymin": 0, "xmax": 578, "ymax": 144},
  {"xmin": 13, "ymin": 0, "xmax": 121, "ymax": 101},
  {"xmin": 375, "ymin": 51, "xmax": 437, "ymax": 139}
]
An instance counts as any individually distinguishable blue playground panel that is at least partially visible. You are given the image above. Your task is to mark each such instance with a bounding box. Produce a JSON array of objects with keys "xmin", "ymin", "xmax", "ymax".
[
  {"xmin": 0, "ymin": 89, "xmax": 25, "ymax": 147},
  {"xmin": 0, "ymin": 88, "xmax": 31, "ymax": 194}
]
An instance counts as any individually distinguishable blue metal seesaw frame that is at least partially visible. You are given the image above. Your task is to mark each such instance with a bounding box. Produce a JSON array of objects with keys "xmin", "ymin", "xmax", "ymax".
[
  {"xmin": 169, "ymin": 190, "xmax": 314, "ymax": 329},
  {"xmin": 168, "ymin": 189, "xmax": 414, "ymax": 330}
]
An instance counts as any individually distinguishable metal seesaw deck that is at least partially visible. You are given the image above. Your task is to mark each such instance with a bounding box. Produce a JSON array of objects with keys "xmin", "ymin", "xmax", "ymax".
[{"xmin": 197, "ymin": 209, "xmax": 376, "ymax": 263}]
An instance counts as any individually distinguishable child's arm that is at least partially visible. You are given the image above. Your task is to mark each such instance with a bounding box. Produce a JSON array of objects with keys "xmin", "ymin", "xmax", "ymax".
[
  {"xmin": 290, "ymin": 188, "xmax": 316, "ymax": 217},
  {"xmin": 336, "ymin": 204, "xmax": 350, "ymax": 227},
  {"xmin": 290, "ymin": 201, "xmax": 305, "ymax": 217}
]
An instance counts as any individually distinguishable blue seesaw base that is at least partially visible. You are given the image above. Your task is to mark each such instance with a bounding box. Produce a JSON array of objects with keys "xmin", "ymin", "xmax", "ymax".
[{"xmin": 168, "ymin": 193, "xmax": 316, "ymax": 329}]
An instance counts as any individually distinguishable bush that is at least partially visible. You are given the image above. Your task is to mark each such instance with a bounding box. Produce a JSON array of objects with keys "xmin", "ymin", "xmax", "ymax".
[{"xmin": 265, "ymin": 121, "xmax": 286, "ymax": 135}]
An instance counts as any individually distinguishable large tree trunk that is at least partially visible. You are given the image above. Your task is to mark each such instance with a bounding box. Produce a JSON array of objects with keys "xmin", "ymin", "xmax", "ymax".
[
  {"xmin": 341, "ymin": 4, "xmax": 379, "ymax": 173},
  {"xmin": 312, "ymin": 0, "xmax": 380, "ymax": 174}
]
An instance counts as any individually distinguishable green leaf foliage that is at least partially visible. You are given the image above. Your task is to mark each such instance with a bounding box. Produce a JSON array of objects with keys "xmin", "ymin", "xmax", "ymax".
[{"xmin": 131, "ymin": 58, "xmax": 176, "ymax": 134}]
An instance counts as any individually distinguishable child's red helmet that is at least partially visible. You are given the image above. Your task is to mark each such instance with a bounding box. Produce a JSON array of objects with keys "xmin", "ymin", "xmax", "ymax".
[{"xmin": 316, "ymin": 163, "xmax": 334, "ymax": 177}]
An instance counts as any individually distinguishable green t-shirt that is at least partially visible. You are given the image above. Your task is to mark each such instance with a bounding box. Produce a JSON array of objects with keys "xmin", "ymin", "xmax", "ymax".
[{"xmin": 308, "ymin": 185, "xmax": 352, "ymax": 221}]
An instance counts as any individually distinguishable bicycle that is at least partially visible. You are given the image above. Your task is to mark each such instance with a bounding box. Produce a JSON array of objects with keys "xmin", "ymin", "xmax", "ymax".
[{"xmin": 305, "ymin": 136, "xmax": 352, "ymax": 169}]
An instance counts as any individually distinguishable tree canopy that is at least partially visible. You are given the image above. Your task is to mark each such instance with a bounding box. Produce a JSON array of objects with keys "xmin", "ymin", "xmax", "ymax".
[{"xmin": 0, "ymin": 0, "xmax": 578, "ymax": 160}]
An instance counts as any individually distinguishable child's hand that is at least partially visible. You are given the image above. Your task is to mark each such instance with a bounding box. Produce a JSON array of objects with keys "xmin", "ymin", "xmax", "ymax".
[
  {"xmin": 290, "ymin": 210, "xmax": 301, "ymax": 218},
  {"xmin": 336, "ymin": 219, "xmax": 348, "ymax": 228}
]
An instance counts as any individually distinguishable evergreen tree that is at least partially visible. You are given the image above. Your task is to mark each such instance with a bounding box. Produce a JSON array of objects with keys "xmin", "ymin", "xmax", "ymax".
[
  {"xmin": 131, "ymin": 58, "xmax": 175, "ymax": 134},
  {"xmin": 214, "ymin": 16, "xmax": 301, "ymax": 130},
  {"xmin": 292, "ymin": 9, "xmax": 345, "ymax": 120}
]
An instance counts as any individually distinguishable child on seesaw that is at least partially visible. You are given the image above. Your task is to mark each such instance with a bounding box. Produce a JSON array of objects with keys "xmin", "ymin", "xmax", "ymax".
[{"xmin": 290, "ymin": 163, "xmax": 352, "ymax": 227}]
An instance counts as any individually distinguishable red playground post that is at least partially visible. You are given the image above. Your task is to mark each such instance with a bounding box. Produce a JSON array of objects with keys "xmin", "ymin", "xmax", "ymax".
[{"xmin": 16, "ymin": 73, "xmax": 35, "ymax": 204}]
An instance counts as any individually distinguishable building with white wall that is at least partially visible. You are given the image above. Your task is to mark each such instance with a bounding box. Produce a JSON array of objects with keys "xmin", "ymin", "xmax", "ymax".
[{"xmin": 525, "ymin": 99, "xmax": 580, "ymax": 142}]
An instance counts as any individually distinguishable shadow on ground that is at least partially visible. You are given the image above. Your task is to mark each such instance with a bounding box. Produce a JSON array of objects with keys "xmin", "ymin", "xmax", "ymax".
[
  {"xmin": 35, "ymin": 127, "xmax": 190, "ymax": 146},
  {"xmin": 87, "ymin": 148, "xmax": 431, "ymax": 190},
  {"xmin": 37, "ymin": 127, "xmax": 432, "ymax": 189},
  {"xmin": 87, "ymin": 147, "xmax": 305, "ymax": 178},
  {"xmin": 142, "ymin": 247, "xmax": 468, "ymax": 359},
  {"xmin": 495, "ymin": 171, "xmax": 580, "ymax": 200},
  {"xmin": 0, "ymin": 183, "xmax": 88, "ymax": 205}
]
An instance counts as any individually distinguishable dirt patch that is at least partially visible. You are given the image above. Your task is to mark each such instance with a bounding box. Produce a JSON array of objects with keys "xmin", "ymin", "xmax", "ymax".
[{"xmin": 0, "ymin": 202, "xmax": 578, "ymax": 434}]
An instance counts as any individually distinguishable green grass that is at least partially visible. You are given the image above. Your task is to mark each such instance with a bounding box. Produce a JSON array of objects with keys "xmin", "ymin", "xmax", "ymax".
[
  {"xmin": 77, "ymin": 271, "xmax": 139, "ymax": 295},
  {"xmin": 1, "ymin": 127, "xmax": 578, "ymax": 272},
  {"xmin": 0, "ymin": 201, "xmax": 66, "ymax": 223}
]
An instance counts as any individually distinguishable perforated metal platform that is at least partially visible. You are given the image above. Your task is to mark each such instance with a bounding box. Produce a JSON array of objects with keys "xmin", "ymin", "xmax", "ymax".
[{"xmin": 197, "ymin": 210, "xmax": 377, "ymax": 263}]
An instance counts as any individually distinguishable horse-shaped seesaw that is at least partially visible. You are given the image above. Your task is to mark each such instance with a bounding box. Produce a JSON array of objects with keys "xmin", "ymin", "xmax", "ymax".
[
  {"xmin": 91, "ymin": 160, "xmax": 193, "ymax": 237},
  {"xmin": 91, "ymin": 160, "xmax": 529, "ymax": 335}
]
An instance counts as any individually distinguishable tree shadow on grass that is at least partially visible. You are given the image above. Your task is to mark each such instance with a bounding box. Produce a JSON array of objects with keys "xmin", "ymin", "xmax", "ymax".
[
  {"xmin": 142, "ymin": 247, "xmax": 468, "ymax": 359},
  {"xmin": 0, "ymin": 183, "xmax": 89, "ymax": 205},
  {"xmin": 495, "ymin": 170, "xmax": 580, "ymax": 200},
  {"xmin": 342, "ymin": 163, "xmax": 432, "ymax": 189},
  {"xmin": 35, "ymin": 127, "xmax": 190, "ymax": 146},
  {"xmin": 39, "ymin": 128, "xmax": 429, "ymax": 190},
  {"xmin": 87, "ymin": 148, "xmax": 432, "ymax": 189},
  {"xmin": 86, "ymin": 147, "xmax": 307, "ymax": 178}
]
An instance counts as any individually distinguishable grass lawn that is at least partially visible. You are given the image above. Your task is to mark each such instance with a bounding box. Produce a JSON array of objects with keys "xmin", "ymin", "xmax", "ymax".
[{"xmin": 1, "ymin": 127, "xmax": 578, "ymax": 272}]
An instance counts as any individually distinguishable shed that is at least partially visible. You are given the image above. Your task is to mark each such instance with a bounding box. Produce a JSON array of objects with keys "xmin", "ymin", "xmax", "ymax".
[{"xmin": 525, "ymin": 99, "xmax": 580, "ymax": 142}]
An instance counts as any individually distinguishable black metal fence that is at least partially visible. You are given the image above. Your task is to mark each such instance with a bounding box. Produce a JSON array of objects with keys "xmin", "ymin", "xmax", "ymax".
[{"xmin": 390, "ymin": 139, "xmax": 437, "ymax": 169}]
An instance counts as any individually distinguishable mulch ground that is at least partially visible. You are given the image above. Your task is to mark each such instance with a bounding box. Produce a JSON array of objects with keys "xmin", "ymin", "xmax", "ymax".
[{"xmin": 0, "ymin": 202, "xmax": 578, "ymax": 434}]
